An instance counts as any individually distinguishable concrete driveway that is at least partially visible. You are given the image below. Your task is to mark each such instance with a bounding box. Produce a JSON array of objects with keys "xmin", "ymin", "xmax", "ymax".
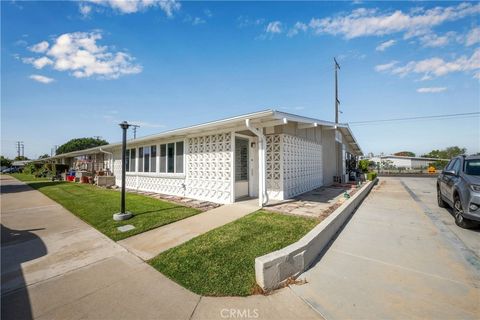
[
  {"xmin": 0, "ymin": 175, "xmax": 320, "ymax": 320},
  {"xmin": 291, "ymin": 177, "xmax": 480, "ymax": 319}
]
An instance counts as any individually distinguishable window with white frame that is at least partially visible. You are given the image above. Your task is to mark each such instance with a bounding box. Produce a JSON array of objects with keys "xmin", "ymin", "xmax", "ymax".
[
  {"xmin": 138, "ymin": 147, "xmax": 144, "ymax": 172},
  {"xmin": 125, "ymin": 149, "xmax": 136, "ymax": 172},
  {"xmin": 159, "ymin": 141, "xmax": 184, "ymax": 173},
  {"xmin": 137, "ymin": 146, "xmax": 157, "ymax": 173}
]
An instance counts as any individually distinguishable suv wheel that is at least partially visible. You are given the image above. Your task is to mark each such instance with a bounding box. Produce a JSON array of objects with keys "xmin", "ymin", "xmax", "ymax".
[
  {"xmin": 437, "ymin": 186, "xmax": 446, "ymax": 208},
  {"xmin": 453, "ymin": 196, "xmax": 476, "ymax": 229}
]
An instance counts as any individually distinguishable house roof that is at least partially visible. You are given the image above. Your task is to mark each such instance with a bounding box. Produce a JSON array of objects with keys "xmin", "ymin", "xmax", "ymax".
[{"xmin": 47, "ymin": 109, "xmax": 363, "ymax": 159}]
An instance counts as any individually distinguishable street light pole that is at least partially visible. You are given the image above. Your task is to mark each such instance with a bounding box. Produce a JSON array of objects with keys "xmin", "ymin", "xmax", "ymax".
[{"xmin": 113, "ymin": 121, "xmax": 133, "ymax": 221}]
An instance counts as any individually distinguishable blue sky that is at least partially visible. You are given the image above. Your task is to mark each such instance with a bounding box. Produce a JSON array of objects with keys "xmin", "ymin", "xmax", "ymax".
[{"xmin": 1, "ymin": 0, "xmax": 479, "ymax": 159}]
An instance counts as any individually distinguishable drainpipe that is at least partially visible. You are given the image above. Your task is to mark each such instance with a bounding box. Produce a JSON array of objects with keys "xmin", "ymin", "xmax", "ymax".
[{"xmin": 245, "ymin": 119, "xmax": 268, "ymax": 207}]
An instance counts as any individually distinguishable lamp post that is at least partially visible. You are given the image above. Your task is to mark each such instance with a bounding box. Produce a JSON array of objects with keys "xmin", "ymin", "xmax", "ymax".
[{"xmin": 113, "ymin": 121, "xmax": 133, "ymax": 221}]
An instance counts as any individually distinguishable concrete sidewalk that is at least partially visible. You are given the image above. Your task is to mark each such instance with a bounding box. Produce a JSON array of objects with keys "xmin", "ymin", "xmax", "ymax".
[
  {"xmin": 1, "ymin": 176, "xmax": 321, "ymax": 320},
  {"xmin": 119, "ymin": 199, "xmax": 259, "ymax": 260},
  {"xmin": 291, "ymin": 177, "xmax": 480, "ymax": 319}
]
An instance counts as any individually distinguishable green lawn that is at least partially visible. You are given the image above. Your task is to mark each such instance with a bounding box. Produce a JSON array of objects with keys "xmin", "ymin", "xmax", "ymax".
[
  {"xmin": 149, "ymin": 210, "xmax": 318, "ymax": 296},
  {"xmin": 25, "ymin": 181, "xmax": 200, "ymax": 241},
  {"xmin": 9, "ymin": 173, "xmax": 51, "ymax": 182}
]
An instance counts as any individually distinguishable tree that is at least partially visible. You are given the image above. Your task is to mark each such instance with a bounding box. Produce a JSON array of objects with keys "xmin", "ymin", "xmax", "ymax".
[
  {"xmin": 14, "ymin": 156, "xmax": 29, "ymax": 161},
  {"xmin": 394, "ymin": 151, "xmax": 416, "ymax": 157},
  {"xmin": 1, "ymin": 156, "xmax": 12, "ymax": 167},
  {"xmin": 422, "ymin": 146, "xmax": 466, "ymax": 160},
  {"xmin": 56, "ymin": 137, "xmax": 108, "ymax": 155},
  {"xmin": 38, "ymin": 154, "xmax": 50, "ymax": 159}
]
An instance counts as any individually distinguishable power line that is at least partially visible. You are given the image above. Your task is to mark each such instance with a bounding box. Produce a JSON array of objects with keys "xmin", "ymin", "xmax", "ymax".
[{"xmin": 348, "ymin": 112, "xmax": 480, "ymax": 126}]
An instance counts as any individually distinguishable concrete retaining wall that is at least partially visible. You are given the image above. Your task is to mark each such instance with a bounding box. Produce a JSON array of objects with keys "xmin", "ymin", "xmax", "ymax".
[{"xmin": 255, "ymin": 179, "xmax": 377, "ymax": 291}]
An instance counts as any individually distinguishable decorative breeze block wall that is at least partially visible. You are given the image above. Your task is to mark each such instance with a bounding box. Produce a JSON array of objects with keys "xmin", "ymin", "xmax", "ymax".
[
  {"xmin": 185, "ymin": 132, "xmax": 233, "ymax": 203},
  {"xmin": 266, "ymin": 135, "xmax": 283, "ymax": 200},
  {"xmin": 282, "ymin": 134, "xmax": 323, "ymax": 199}
]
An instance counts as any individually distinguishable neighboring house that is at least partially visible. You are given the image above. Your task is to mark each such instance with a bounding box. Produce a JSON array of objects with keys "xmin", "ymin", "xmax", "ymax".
[
  {"xmin": 11, "ymin": 160, "xmax": 30, "ymax": 169},
  {"xmin": 48, "ymin": 110, "xmax": 362, "ymax": 206},
  {"xmin": 369, "ymin": 155, "xmax": 442, "ymax": 169}
]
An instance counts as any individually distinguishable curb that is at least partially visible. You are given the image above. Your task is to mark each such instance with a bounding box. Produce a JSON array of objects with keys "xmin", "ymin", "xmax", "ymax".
[{"xmin": 255, "ymin": 178, "xmax": 378, "ymax": 291}]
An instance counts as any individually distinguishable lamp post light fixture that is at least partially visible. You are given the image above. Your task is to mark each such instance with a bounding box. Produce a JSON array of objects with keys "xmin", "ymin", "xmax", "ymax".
[{"xmin": 113, "ymin": 121, "xmax": 133, "ymax": 221}]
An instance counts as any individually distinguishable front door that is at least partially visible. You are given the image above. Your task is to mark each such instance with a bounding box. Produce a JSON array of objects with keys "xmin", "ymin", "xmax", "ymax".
[{"xmin": 235, "ymin": 137, "xmax": 249, "ymax": 199}]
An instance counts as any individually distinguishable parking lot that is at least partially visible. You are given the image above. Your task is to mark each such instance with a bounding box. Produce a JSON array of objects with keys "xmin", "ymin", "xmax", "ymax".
[{"xmin": 292, "ymin": 176, "xmax": 480, "ymax": 319}]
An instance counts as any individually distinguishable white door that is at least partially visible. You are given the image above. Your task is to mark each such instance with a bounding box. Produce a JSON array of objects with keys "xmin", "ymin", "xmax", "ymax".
[{"xmin": 235, "ymin": 137, "xmax": 249, "ymax": 199}]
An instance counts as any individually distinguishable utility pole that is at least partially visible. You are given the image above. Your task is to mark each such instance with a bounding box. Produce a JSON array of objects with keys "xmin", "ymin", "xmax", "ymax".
[
  {"xmin": 131, "ymin": 125, "xmax": 140, "ymax": 139},
  {"xmin": 15, "ymin": 141, "xmax": 23, "ymax": 158},
  {"xmin": 21, "ymin": 142, "xmax": 24, "ymax": 157},
  {"xmin": 334, "ymin": 57, "xmax": 341, "ymax": 124}
]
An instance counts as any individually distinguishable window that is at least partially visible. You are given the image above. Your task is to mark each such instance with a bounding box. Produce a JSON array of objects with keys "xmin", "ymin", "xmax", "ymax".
[
  {"xmin": 130, "ymin": 148, "xmax": 136, "ymax": 172},
  {"xmin": 144, "ymin": 146, "xmax": 150, "ymax": 172},
  {"xmin": 176, "ymin": 142, "xmax": 184, "ymax": 173},
  {"xmin": 159, "ymin": 141, "xmax": 184, "ymax": 173},
  {"xmin": 451, "ymin": 159, "xmax": 461, "ymax": 175},
  {"xmin": 235, "ymin": 138, "xmax": 249, "ymax": 181},
  {"xmin": 465, "ymin": 159, "xmax": 480, "ymax": 176},
  {"xmin": 126, "ymin": 149, "xmax": 136, "ymax": 172},
  {"xmin": 151, "ymin": 145, "xmax": 157, "ymax": 172},
  {"xmin": 138, "ymin": 147, "xmax": 144, "ymax": 172},
  {"xmin": 445, "ymin": 159, "xmax": 456, "ymax": 171},
  {"xmin": 167, "ymin": 143, "xmax": 175, "ymax": 173},
  {"xmin": 160, "ymin": 144, "xmax": 166, "ymax": 173}
]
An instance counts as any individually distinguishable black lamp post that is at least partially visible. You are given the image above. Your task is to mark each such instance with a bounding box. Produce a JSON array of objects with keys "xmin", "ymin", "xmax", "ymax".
[{"xmin": 113, "ymin": 121, "xmax": 133, "ymax": 221}]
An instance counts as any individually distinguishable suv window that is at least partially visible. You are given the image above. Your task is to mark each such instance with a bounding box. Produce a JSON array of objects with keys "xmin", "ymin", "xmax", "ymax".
[
  {"xmin": 451, "ymin": 159, "xmax": 461, "ymax": 175},
  {"xmin": 445, "ymin": 159, "xmax": 456, "ymax": 171},
  {"xmin": 465, "ymin": 159, "xmax": 480, "ymax": 176}
]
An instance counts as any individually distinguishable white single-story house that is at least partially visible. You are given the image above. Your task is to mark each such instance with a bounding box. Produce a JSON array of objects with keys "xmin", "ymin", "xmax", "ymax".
[
  {"xmin": 369, "ymin": 155, "xmax": 442, "ymax": 169},
  {"xmin": 49, "ymin": 110, "xmax": 362, "ymax": 206}
]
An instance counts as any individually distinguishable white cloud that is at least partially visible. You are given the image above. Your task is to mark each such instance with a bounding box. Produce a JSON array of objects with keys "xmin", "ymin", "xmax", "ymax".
[
  {"xmin": 31, "ymin": 56, "xmax": 54, "ymax": 69},
  {"xmin": 416, "ymin": 87, "xmax": 447, "ymax": 93},
  {"xmin": 84, "ymin": 0, "xmax": 180, "ymax": 16},
  {"xmin": 79, "ymin": 3, "xmax": 92, "ymax": 17},
  {"xmin": 306, "ymin": 2, "xmax": 479, "ymax": 39},
  {"xmin": 29, "ymin": 41, "xmax": 49, "ymax": 53},
  {"xmin": 192, "ymin": 17, "xmax": 205, "ymax": 25},
  {"xmin": 29, "ymin": 74, "xmax": 54, "ymax": 84},
  {"xmin": 388, "ymin": 48, "xmax": 480, "ymax": 79},
  {"xmin": 266, "ymin": 21, "xmax": 282, "ymax": 34},
  {"xmin": 374, "ymin": 61, "xmax": 398, "ymax": 72},
  {"xmin": 376, "ymin": 39, "xmax": 396, "ymax": 51},
  {"xmin": 466, "ymin": 26, "xmax": 480, "ymax": 46},
  {"xmin": 237, "ymin": 16, "xmax": 265, "ymax": 28},
  {"xmin": 419, "ymin": 31, "xmax": 457, "ymax": 47},
  {"xmin": 287, "ymin": 22, "xmax": 308, "ymax": 37},
  {"xmin": 22, "ymin": 31, "xmax": 142, "ymax": 80}
]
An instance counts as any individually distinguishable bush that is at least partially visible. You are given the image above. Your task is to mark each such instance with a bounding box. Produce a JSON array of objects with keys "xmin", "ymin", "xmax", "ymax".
[
  {"xmin": 367, "ymin": 172, "xmax": 378, "ymax": 181},
  {"xmin": 358, "ymin": 159, "xmax": 370, "ymax": 173}
]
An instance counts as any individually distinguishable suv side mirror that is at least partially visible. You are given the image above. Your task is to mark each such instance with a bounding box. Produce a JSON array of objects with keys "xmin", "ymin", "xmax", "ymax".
[{"xmin": 443, "ymin": 169, "xmax": 457, "ymax": 176}]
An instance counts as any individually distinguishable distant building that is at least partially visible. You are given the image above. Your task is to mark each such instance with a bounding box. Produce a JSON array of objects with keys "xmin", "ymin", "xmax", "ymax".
[
  {"xmin": 11, "ymin": 160, "xmax": 30, "ymax": 168},
  {"xmin": 369, "ymin": 155, "xmax": 443, "ymax": 169}
]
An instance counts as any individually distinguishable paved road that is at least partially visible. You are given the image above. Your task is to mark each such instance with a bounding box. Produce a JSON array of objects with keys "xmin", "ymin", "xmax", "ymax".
[
  {"xmin": 0, "ymin": 175, "xmax": 320, "ymax": 320},
  {"xmin": 292, "ymin": 177, "xmax": 480, "ymax": 320}
]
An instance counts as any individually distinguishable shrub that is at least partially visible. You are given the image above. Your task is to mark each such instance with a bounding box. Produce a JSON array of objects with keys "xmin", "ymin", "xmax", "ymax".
[
  {"xmin": 358, "ymin": 159, "xmax": 370, "ymax": 173},
  {"xmin": 367, "ymin": 172, "xmax": 378, "ymax": 181}
]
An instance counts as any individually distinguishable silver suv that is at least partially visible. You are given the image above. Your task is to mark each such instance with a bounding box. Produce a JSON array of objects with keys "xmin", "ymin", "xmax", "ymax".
[{"xmin": 437, "ymin": 155, "xmax": 480, "ymax": 228}]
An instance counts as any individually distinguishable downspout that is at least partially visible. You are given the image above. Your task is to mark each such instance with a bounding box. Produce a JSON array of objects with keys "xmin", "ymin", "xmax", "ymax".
[{"xmin": 245, "ymin": 119, "xmax": 268, "ymax": 207}]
